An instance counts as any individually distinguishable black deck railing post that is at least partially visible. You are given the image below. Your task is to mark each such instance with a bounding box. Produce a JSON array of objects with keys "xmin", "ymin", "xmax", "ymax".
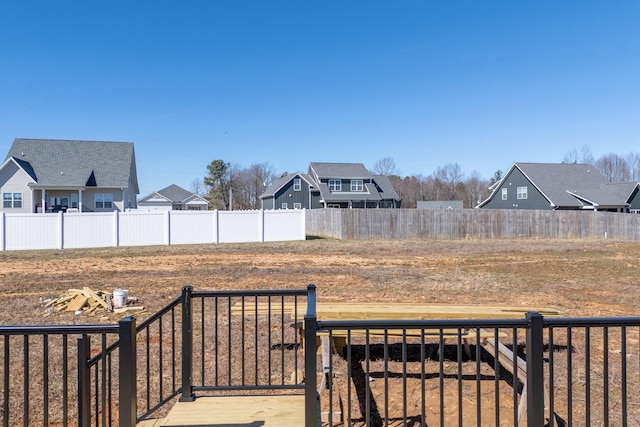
[
  {"xmin": 119, "ymin": 316, "xmax": 137, "ymax": 427},
  {"xmin": 180, "ymin": 285, "xmax": 195, "ymax": 402},
  {"xmin": 526, "ymin": 312, "xmax": 545, "ymax": 427},
  {"xmin": 304, "ymin": 284, "xmax": 318, "ymax": 427},
  {"xmin": 77, "ymin": 334, "xmax": 90, "ymax": 427}
]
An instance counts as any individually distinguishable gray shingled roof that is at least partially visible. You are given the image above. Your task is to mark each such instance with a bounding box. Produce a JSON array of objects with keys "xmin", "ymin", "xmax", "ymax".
[
  {"xmin": 6, "ymin": 138, "xmax": 138, "ymax": 191},
  {"xmin": 317, "ymin": 182, "xmax": 383, "ymax": 202},
  {"xmin": 516, "ymin": 163, "xmax": 608, "ymax": 207},
  {"xmin": 572, "ymin": 182, "xmax": 639, "ymax": 207},
  {"xmin": 372, "ymin": 175, "xmax": 400, "ymax": 200},
  {"xmin": 156, "ymin": 184, "xmax": 196, "ymax": 202},
  {"xmin": 485, "ymin": 163, "xmax": 638, "ymax": 208},
  {"xmin": 309, "ymin": 162, "xmax": 372, "ymax": 179}
]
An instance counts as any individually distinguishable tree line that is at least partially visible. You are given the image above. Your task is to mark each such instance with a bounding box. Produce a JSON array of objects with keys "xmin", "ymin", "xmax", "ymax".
[{"xmin": 195, "ymin": 146, "xmax": 640, "ymax": 210}]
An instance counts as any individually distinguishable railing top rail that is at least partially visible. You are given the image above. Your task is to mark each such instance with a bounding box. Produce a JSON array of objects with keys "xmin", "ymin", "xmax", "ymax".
[
  {"xmin": 0, "ymin": 323, "xmax": 119, "ymax": 335},
  {"xmin": 136, "ymin": 295, "xmax": 182, "ymax": 331},
  {"xmin": 192, "ymin": 288, "xmax": 309, "ymax": 298},
  {"xmin": 318, "ymin": 318, "xmax": 529, "ymax": 330},
  {"xmin": 544, "ymin": 316, "xmax": 640, "ymax": 327}
]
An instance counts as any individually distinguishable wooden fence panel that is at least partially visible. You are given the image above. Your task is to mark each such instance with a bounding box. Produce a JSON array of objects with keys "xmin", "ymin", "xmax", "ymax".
[{"xmin": 306, "ymin": 208, "xmax": 640, "ymax": 241}]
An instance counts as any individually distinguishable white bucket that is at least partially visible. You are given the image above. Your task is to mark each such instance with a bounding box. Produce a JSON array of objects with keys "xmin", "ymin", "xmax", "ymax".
[{"xmin": 113, "ymin": 289, "xmax": 128, "ymax": 308}]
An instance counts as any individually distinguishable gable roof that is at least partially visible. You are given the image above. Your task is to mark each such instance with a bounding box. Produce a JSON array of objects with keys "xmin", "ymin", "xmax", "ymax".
[
  {"xmin": 156, "ymin": 184, "xmax": 197, "ymax": 202},
  {"xmin": 260, "ymin": 173, "xmax": 316, "ymax": 199},
  {"xmin": 139, "ymin": 184, "xmax": 208, "ymax": 204},
  {"xmin": 479, "ymin": 162, "xmax": 639, "ymax": 209},
  {"xmin": 5, "ymin": 138, "xmax": 138, "ymax": 192}
]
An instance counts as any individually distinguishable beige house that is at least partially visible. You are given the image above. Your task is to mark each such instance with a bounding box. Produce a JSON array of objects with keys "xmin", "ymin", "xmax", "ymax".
[
  {"xmin": 0, "ymin": 138, "xmax": 139, "ymax": 213},
  {"xmin": 138, "ymin": 184, "xmax": 209, "ymax": 211}
]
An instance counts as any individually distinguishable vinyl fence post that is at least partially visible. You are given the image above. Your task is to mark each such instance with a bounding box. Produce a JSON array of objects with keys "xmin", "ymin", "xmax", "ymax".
[
  {"xmin": 526, "ymin": 311, "xmax": 545, "ymax": 427},
  {"xmin": 214, "ymin": 210, "xmax": 220, "ymax": 244},
  {"xmin": 180, "ymin": 285, "xmax": 195, "ymax": 401},
  {"xmin": 119, "ymin": 316, "xmax": 137, "ymax": 427},
  {"xmin": 166, "ymin": 210, "xmax": 171, "ymax": 245},
  {"xmin": 58, "ymin": 211, "xmax": 64, "ymax": 249},
  {"xmin": 304, "ymin": 284, "xmax": 318, "ymax": 427},
  {"xmin": 114, "ymin": 211, "xmax": 120, "ymax": 247},
  {"xmin": 259, "ymin": 209, "xmax": 265, "ymax": 242},
  {"xmin": 0, "ymin": 212, "xmax": 5, "ymax": 251},
  {"xmin": 77, "ymin": 334, "xmax": 90, "ymax": 427}
]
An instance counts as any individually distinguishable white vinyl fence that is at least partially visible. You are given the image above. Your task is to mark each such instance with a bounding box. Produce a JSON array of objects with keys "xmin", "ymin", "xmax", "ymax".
[{"xmin": 0, "ymin": 209, "xmax": 306, "ymax": 251}]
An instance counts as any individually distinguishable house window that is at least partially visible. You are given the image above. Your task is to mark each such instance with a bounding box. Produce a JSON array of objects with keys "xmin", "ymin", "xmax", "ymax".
[
  {"xmin": 501, "ymin": 188, "xmax": 507, "ymax": 200},
  {"xmin": 95, "ymin": 193, "xmax": 113, "ymax": 209},
  {"xmin": 351, "ymin": 180, "xmax": 364, "ymax": 192},
  {"xmin": 70, "ymin": 193, "xmax": 78, "ymax": 208},
  {"xmin": 293, "ymin": 178, "xmax": 301, "ymax": 191},
  {"xmin": 293, "ymin": 203, "xmax": 302, "ymax": 209},
  {"xmin": 328, "ymin": 179, "xmax": 341, "ymax": 192},
  {"xmin": 3, "ymin": 192, "xmax": 22, "ymax": 208},
  {"xmin": 517, "ymin": 186, "xmax": 528, "ymax": 200},
  {"xmin": 281, "ymin": 203, "xmax": 288, "ymax": 209}
]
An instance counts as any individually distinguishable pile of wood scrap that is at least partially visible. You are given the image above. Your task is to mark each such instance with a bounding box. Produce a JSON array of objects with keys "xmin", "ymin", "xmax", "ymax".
[{"xmin": 42, "ymin": 287, "xmax": 144, "ymax": 316}]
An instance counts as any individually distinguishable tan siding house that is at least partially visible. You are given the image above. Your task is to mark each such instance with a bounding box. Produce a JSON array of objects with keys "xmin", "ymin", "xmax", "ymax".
[{"xmin": 0, "ymin": 138, "xmax": 140, "ymax": 213}]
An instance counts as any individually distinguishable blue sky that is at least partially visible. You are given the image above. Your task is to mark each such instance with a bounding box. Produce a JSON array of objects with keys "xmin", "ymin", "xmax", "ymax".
[{"xmin": 1, "ymin": 1, "xmax": 638, "ymax": 196}]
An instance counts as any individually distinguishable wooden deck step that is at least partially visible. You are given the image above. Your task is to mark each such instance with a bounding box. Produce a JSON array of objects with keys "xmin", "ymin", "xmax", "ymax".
[{"xmin": 139, "ymin": 395, "xmax": 306, "ymax": 427}]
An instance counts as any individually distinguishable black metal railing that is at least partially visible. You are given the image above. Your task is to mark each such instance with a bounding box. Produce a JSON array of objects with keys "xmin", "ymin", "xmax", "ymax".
[
  {"xmin": 543, "ymin": 317, "xmax": 640, "ymax": 426},
  {"xmin": 4, "ymin": 285, "xmax": 640, "ymax": 427},
  {"xmin": 133, "ymin": 294, "xmax": 183, "ymax": 419},
  {"xmin": 0, "ymin": 285, "xmax": 315, "ymax": 427},
  {"xmin": 180, "ymin": 286, "xmax": 310, "ymax": 397},
  {"xmin": 302, "ymin": 311, "xmax": 640, "ymax": 427},
  {"xmin": 0, "ymin": 321, "xmax": 136, "ymax": 427}
]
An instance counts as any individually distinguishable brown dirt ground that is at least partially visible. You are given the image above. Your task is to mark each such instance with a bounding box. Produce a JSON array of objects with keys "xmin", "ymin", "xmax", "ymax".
[
  {"xmin": 1, "ymin": 237, "xmax": 639, "ymax": 426},
  {"xmin": 1, "ymin": 237, "xmax": 638, "ymax": 325}
]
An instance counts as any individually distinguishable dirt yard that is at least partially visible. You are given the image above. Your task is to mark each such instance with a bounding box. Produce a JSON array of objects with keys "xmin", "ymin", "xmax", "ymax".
[
  {"xmin": 1, "ymin": 237, "xmax": 639, "ymax": 426},
  {"xmin": 1, "ymin": 237, "xmax": 638, "ymax": 325}
]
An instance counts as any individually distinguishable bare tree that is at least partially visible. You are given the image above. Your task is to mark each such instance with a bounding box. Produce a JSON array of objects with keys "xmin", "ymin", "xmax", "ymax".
[
  {"xmin": 595, "ymin": 153, "xmax": 631, "ymax": 183},
  {"xmin": 245, "ymin": 162, "xmax": 277, "ymax": 209},
  {"xmin": 626, "ymin": 152, "xmax": 640, "ymax": 181},
  {"xmin": 371, "ymin": 157, "xmax": 400, "ymax": 176},
  {"xmin": 433, "ymin": 163, "xmax": 464, "ymax": 200},
  {"xmin": 190, "ymin": 178, "xmax": 206, "ymax": 196},
  {"xmin": 464, "ymin": 171, "xmax": 489, "ymax": 208},
  {"xmin": 562, "ymin": 145, "xmax": 595, "ymax": 165},
  {"xmin": 390, "ymin": 175, "xmax": 423, "ymax": 208}
]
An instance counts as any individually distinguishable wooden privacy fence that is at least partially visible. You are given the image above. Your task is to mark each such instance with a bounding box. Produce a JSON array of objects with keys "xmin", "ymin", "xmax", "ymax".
[{"xmin": 306, "ymin": 208, "xmax": 640, "ymax": 240}]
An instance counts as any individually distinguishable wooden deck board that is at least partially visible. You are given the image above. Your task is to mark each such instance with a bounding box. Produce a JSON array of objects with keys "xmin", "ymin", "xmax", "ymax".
[
  {"xmin": 306, "ymin": 302, "xmax": 561, "ymax": 320},
  {"xmin": 140, "ymin": 395, "xmax": 306, "ymax": 427},
  {"xmin": 231, "ymin": 301, "xmax": 561, "ymax": 319}
]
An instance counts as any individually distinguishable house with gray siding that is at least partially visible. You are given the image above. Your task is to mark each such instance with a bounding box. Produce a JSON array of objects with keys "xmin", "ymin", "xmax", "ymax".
[
  {"xmin": 260, "ymin": 162, "xmax": 401, "ymax": 209},
  {"xmin": 138, "ymin": 184, "xmax": 209, "ymax": 211},
  {"xmin": 477, "ymin": 162, "xmax": 640, "ymax": 212},
  {"xmin": 0, "ymin": 138, "xmax": 139, "ymax": 213}
]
